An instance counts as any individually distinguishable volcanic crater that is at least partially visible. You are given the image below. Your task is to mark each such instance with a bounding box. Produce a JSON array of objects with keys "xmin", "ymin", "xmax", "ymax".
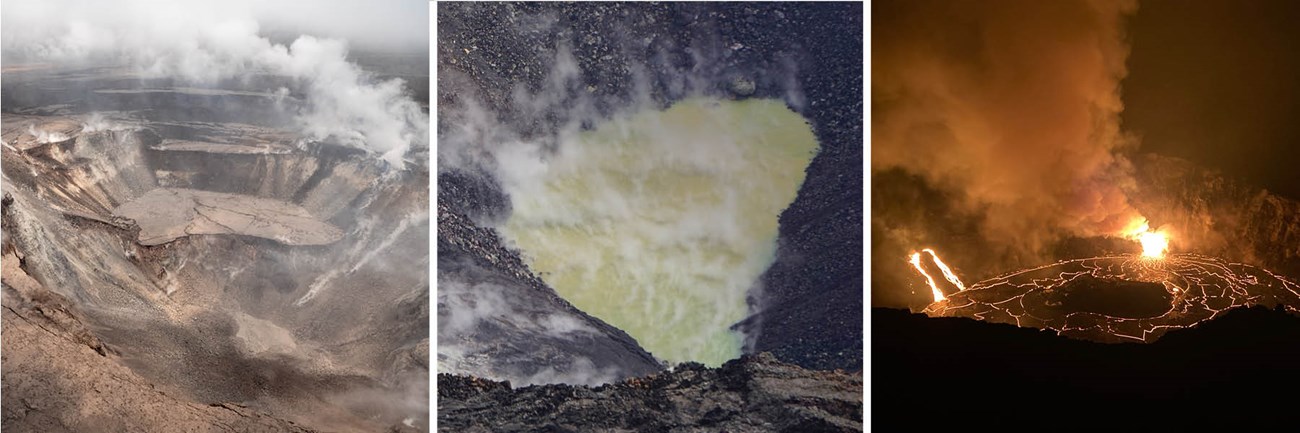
[{"xmin": 2, "ymin": 65, "xmax": 430, "ymax": 432}]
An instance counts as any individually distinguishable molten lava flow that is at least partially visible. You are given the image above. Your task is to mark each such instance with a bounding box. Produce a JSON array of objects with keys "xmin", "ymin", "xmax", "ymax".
[
  {"xmin": 909, "ymin": 248, "xmax": 967, "ymax": 302},
  {"xmin": 1124, "ymin": 218, "xmax": 1170, "ymax": 259},
  {"xmin": 1138, "ymin": 231, "xmax": 1169, "ymax": 259},
  {"xmin": 923, "ymin": 248, "xmax": 966, "ymax": 291},
  {"xmin": 925, "ymin": 253, "xmax": 1300, "ymax": 343},
  {"xmin": 909, "ymin": 252, "xmax": 944, "ymax": 302}
]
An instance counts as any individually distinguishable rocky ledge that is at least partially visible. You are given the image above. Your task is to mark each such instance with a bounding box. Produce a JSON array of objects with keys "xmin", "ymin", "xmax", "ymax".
[{"xmin": 437, "ymin": 352, "xmax": 862, "ymax": 433}]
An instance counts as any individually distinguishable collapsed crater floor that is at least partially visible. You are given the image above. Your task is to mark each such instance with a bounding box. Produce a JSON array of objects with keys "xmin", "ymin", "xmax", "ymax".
[
  {"xmin": 113, "ymin": 188, "xmax": 344, "ymax": 246},
  {"xmin": 2, "ymin": 101, "xmax": 429, "ymax": 432}
]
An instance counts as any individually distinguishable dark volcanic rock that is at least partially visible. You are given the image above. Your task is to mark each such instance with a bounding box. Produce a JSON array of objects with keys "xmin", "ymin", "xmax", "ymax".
[
  {"xmin": 874, "ymin": 306, "xmax": 1300, "ymax": 430},
  {"xmin": 737, "ymin": 3, "xmax": 864, "ymax": 373},
  {"xmin": 437, "ymin": 352, "xmax": 862, "ymax": 433},
  {"xmin": 437, "ymin": 169, "xmax": 511, "ymax": 224},
  {"xmin": 437, "ymin": 2, "xmax": 827, "ymax": 131}
]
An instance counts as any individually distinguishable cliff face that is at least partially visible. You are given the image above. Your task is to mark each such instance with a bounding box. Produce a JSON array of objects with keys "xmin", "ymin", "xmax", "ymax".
[{"xmin": 437, "ymin": 352, "xmax": 862, "ymax": 433}]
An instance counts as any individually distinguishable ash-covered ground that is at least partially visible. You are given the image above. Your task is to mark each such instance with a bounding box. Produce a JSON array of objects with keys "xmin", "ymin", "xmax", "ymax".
[
  {"xmin": 437, "ymin": 2, "xmax": 861, "ymax": 432},
  {"xmin": 2, "ymin": 27, "xmax": 430, "ymax": 433}
]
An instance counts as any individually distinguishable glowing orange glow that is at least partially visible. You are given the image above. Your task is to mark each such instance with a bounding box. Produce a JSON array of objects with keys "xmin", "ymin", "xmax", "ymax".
[
  {"xmin": 926, "ymin": 254, "xmax": 1300, "ymax": 343},
  {"xmin": 909, "ymin": 252, "xmax": 945, "ymax": 302},
  {"xmin": 1138, "ymin": 231, "xmax": 1169, "ymax": 259},
  {"xmin": 1122, "ymin": 219, "xmax": 1151, "ymax": 239},
  {"xmin": 923, "ymin": 248, "xmax": 966, "ymax": 292},
  {"xmin": 909, "ymin": 248, "xmax": 967, "ymax": 303},
  {"xmin": 1124, "ymin": 217, "xmax": 1170, "ymax": 259}
]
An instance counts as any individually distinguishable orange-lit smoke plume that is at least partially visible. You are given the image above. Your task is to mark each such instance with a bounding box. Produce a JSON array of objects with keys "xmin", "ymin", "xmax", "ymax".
[{"xmin": 874, "ymin": 0, "xmax": 1142, "ymax": 262}]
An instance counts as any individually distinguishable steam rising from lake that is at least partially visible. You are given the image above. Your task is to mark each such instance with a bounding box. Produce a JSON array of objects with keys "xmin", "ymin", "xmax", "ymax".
[{"xmin": 496, "ymin": 97, "xmax": 818, "ymax": 365}]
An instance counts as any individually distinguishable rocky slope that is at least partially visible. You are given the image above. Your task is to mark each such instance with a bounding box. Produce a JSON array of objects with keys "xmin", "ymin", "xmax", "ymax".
[
  {"xmin": 2, "ymin": 251, "xmax": 315, "ymax": 433},
  {"xmin": 3, "ymin": 62, "xmax": 429, "ymax": 431},
  {"xmin": 731, "ymin": 3, "xmax": 863, "ymax": 373},
  {"xmin": 437, "ymin": 353, "xmax": 862, "ymax": 433}
]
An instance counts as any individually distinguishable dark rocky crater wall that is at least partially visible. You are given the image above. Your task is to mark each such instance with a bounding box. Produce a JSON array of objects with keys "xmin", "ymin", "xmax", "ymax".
[
  {"xmin": 437, "ymin": 1, "xmax": 862, "ymax": 376},
  {"xmin": 437, "ymin": 353, "xmax": 862, "ymax": 433},
  {"xmin": 2, "ymin": 61, "xmax": 430, "ymax": 432}
]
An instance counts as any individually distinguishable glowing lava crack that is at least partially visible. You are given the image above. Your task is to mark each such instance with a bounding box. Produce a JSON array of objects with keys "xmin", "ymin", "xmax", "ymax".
[{"xmin": 921, "ymin": 254, "xmax": 1300, "ymax": 342}]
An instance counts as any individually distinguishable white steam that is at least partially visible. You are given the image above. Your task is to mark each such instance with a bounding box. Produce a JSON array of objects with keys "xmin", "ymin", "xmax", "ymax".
[
  {"xmin": 438, "ymin": 278, "xmax": 626, "ymax": 387},
  {"xmin": 25, "ymin": 124, "xmax": 71, "ymax": 144},
  {"xmin": 80, "ymin": 113, "xmax": 130, "ymax": 133},
  {"xmin": 296, "ymin": 210, "xmax": 428, "ymax": 305},
  {"xmin": 2, "ymin": 0, "xmax": 427, "ymax": 169}
]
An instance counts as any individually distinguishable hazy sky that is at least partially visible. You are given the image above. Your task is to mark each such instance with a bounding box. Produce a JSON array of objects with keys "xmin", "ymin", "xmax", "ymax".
[
  {"xmin": 1, "ymin": 0, "xmax": 429, "ymax": 168},
  {"xmin": 1124, "ymin": 0, "xmax": 1300, "ymax": 199},
  {"xmin": 1, "ymin": 0, "xmax": 429, "ymax": 55}
]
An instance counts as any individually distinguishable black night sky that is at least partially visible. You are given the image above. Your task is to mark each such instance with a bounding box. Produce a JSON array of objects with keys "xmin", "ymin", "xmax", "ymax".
[{"xmin": 1125, "ymin": 0, "xmax": 1300, "ymax": 200}]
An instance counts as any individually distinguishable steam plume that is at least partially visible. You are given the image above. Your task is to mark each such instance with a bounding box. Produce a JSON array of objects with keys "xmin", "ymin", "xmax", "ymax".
[
  {"xmin": 873, "ymin": 0, "xmax": 1141, "ymax": 262},
  {"xmin": 1, "ymin": 0, "xmax": 428, "ymax": 169}
]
